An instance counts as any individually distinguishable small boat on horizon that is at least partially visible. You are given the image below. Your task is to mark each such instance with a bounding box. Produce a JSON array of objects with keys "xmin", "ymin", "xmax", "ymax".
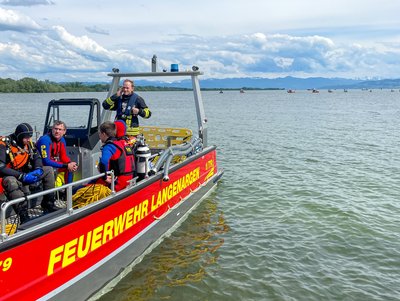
[{"xmin": 287, "ymin": 89, "xmax": 295, "ymax": 93}]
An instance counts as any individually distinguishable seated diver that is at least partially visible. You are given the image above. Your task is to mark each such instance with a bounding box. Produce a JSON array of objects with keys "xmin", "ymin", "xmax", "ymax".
[{"xmin": 0, "ymin": 123, "xmax": 59, "ymax": 223}]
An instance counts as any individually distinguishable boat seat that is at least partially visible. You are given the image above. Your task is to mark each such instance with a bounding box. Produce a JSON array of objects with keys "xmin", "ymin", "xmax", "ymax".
[
  {"xmin": 138, "ymin": 126, "xmax": 193, "ymax": 166},
  {"xmin": 139, "ymin": 126, "xmax": 192, "ymax": 152}
]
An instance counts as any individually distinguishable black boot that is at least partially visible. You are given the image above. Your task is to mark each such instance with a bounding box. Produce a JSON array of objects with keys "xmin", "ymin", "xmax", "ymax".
[
  {"xmin": 41, "ymin": 196, "xmax": 60, "ymax": 213},
  {"xmin": 13, "ymin": 201, "xmax": 30, "ymax": 224},
  {"xmin": 19, "ymin": 210, "xmax": 30, "ymax": 224},
  {"xmin": 41, "ymin": 202, "xmax": 60, "ymax": 213}
]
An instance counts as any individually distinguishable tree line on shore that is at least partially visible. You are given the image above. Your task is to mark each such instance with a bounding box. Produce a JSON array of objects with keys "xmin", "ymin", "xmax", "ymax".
[
  {"xmin": 0, "ymin": 77, "xmax": 283, "ymax": 93},
  {"xmin": 0, "ymin": 77, "xmax": 194, "ymax": 93},
  {"xmin": 0, "ymin": 77, "xmax": 108, "ymax": 93}
]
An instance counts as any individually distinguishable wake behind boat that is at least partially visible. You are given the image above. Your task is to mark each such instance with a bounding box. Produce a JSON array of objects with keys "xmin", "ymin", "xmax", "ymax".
[{"xmin": 0, "ymin": 67, "xmax": 223, "ymax": 300}]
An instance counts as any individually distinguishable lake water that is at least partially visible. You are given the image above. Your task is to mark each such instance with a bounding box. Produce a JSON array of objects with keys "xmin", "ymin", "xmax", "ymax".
[{"xmin": 1, "ymin": 89, "xmax": 400, "ymax": 300}]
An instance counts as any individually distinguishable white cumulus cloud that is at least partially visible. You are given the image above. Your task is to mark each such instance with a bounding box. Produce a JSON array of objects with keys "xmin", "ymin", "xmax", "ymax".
[
  {"xmin": 1, "ymin": 1, "xmax": 400, "ymax": 81},
  {"xmin": 0, "ymin": 7, "xmax": 41, "ymax": 31}
]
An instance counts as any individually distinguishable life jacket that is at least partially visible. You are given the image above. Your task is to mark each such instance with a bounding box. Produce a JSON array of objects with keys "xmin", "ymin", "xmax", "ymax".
[
  {"xmin": 50, "ymin": 139, "xmax": 62, "ymax": 162},
  {"xmin": 116, "ymin": 93, "xmax": 139, "ymax": 129},
  {"xmin": 46, "ymin": 135, "xmax": 67, "ymax": 163},
  {"xmin": 0, "ymin": 136, "xmax": 30, "ymax": 170},
  {"xmin": 106, "ymin": 139, "xmax": 135, "ymax": 176}
]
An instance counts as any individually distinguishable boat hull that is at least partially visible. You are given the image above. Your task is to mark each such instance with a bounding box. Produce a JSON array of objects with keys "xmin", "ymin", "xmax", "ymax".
[{"xmin": 0, "ymin": 147, "xmax": 221, "ymax": 301}]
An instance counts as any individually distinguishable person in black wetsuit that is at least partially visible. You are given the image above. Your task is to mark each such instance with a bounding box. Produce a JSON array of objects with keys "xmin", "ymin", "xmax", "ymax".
[{"xmin": 0, "ymin": 123, "xmax": 59, "ymax": 223}]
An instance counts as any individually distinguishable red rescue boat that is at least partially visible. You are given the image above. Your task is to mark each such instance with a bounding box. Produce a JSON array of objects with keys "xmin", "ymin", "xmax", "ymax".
[{"xmin": 0, "ymin": 68, "xmax": 223, "ymax": 300}]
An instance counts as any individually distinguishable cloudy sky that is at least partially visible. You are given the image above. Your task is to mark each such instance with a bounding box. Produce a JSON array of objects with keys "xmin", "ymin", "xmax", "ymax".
[{"xmin": 0, "ymin": 0, "xmax": 399, "ymax": 82}]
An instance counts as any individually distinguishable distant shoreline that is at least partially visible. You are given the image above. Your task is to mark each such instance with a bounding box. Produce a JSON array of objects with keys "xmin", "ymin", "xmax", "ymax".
[
  {"xmin": 3, "ymin": 76, "xmax": 398, "ymax": 93},
  {"xmin": 0, "ymin": 77, "xmax": 283, "ymax": 93}
]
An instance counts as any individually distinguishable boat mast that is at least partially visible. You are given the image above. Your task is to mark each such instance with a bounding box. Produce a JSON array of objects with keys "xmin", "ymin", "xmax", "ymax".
[
  {"xmin": 191, "ymin": 74, "xmax": 207, "ymax": 146},
  {"xmin": 100, "ymin": 74, "xmax": 121, "ymax": 125}
]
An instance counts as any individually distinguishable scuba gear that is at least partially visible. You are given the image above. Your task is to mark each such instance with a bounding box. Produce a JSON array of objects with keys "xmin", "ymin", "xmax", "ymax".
[
  {"xmin": 135, "ymin": 135, "xmax": 151, "ymax": 180},
  {"xmin": 0, "ymin": 136, "xmax": 30, "ymax": 170}
]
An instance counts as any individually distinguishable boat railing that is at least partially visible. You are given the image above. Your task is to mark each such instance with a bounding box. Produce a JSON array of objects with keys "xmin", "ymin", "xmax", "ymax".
[
  {"xmin": 0, "ymin": 171, "xmax": 115, "ymax": 241},
  {"xmin": 150, "ymin": 137, "xmax": 203, "ymax": 181}
]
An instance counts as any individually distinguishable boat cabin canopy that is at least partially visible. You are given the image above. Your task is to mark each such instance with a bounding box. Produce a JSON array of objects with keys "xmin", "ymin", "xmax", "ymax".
[{"xmin": 43, "ymin": 98, "xmax": 101, "ymax": 150}]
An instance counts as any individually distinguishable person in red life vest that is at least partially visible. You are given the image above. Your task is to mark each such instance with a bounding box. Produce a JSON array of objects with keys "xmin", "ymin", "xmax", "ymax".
[
  {"xmin": 0, "ymin": 123, "xmax": 59, "ymax": 223},
  {"xmin": 36, "ymin": 120, "xmax": 78, "ymax": 184},
  {"xmin": 114, "ymin": 119, "xmax": 136, "ymax": 175},
  {"xmin": 97, "ymin": 121, "xmax": 135, "ymax": 192}
]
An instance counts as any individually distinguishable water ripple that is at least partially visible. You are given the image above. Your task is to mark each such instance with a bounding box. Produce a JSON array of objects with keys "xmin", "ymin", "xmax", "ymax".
[{"xmin": 15, "ymin": 91, "xmax": 399, "ymax": 301}]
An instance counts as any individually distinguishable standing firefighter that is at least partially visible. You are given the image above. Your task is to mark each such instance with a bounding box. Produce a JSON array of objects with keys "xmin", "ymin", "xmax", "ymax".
[{"xmin": 102, "ymin": 79, "xmax": 151, "ymax": 137}]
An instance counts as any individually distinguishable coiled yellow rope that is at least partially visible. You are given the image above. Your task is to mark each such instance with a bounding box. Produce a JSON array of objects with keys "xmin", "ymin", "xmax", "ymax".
[
  {"xmin": 0, "ymin": 223, "xmax": 17, "ymax": 235},
  {"xmin": 72, "ymin": 184, "xmax": 111, "ymax": 209}
]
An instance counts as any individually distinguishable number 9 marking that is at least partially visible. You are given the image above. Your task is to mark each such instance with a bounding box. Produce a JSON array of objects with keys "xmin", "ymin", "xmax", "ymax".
[{"xmin": 0, "ymin": 257, "xmax": 13, "ymax": 271}]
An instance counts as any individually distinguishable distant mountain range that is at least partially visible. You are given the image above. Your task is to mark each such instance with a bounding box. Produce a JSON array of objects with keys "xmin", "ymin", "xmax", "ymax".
[{"xmin": 133, "ymin": 76, "xmax": 400, "ymax": 90}]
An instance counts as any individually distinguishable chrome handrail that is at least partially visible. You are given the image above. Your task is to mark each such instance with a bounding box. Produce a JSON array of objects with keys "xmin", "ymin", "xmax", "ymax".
[{"xmin": 1, "ymin": 171, "xmax": 115, "ymax": 241}]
